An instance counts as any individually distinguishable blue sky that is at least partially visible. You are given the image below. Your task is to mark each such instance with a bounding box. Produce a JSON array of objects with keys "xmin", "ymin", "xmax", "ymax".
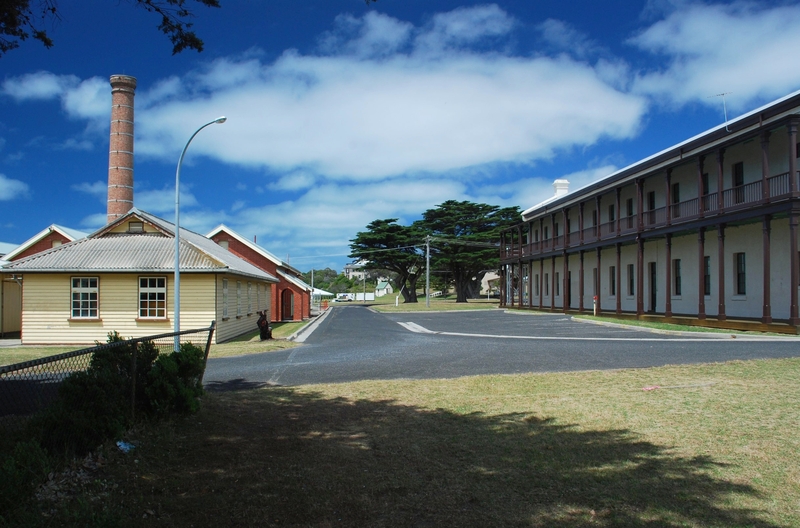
[{"xmin": 3, "ymin": 0, "xmax": 800, "ymax": 272}]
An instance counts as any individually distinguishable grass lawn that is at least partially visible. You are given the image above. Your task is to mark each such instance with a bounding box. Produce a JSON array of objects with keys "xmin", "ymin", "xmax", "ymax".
[
  {"xmin": 370, "ymin": 296, "xmax": 500, "ymax": 312},
  {"xmin": 21, "ymin": 357, "xmax": 800, "ymax": 527},
  {"xmin": 206, "ymin": 322, "xmax": 306, "ymax": 358},
  {"xmin": 573, "ymin": 314, "xmax": 788, "ymax": 335},
  {"xmin": 0, "ymin": 320, "xmax": 309, "ymax": 366}
]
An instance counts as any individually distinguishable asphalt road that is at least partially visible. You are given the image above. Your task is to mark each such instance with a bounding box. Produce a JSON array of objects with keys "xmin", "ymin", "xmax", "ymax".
[{"xmin": 203, "ymin": 306, "xmax": 800, "ymax": 389}]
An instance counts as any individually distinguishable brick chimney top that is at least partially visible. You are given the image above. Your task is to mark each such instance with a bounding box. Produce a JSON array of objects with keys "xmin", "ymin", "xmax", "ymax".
[{"xmin": 107, "ymin": 75, "xmax": 137, "ymax": 223}]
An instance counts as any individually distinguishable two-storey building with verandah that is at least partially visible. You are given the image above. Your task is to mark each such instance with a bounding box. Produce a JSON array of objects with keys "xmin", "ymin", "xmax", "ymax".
[{"xmin": 499, "ymin": 90, "xmax": 800, "ymax": 333}]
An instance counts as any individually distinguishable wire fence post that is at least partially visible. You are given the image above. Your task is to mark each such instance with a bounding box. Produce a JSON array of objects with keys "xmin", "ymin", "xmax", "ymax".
[
  {"xmin": 199, "ymin": 320, "xmax": 216, "ymax": 385},
  {"xmin": 130, "ymin": 339, "xmax": 138, "ymax": 422}
]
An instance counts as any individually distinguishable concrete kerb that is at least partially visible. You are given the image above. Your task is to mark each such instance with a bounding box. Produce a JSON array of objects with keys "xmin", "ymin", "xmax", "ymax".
[
  {"xmin": 288, "ymin": 307, "xmax": 334, "ymax": 343},
  {"xmin": 570, "ymin": 315, "xmax": 800, "ymax": 340}
]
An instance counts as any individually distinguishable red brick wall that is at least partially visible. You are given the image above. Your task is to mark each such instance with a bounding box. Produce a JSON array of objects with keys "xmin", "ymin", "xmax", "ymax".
[
  {"xmin": 11, "ymin": 233, "xmax": 72, "ymax": 261},
  {"xmin": 210, "ymin": 233, "xmax": 310, "ymax": 322}
]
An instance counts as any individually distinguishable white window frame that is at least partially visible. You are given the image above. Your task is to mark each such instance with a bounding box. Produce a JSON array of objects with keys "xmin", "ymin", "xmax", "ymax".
[
  {"xmin": 673, "ymin": 259, "xmax": 682, "ymax": 297},
  {"xmin": 735, "ymin": 253, "xmax": 746, "ymax": 295},
  {"xmin": 247, "ymin": 282, "xmax": 252, "ymax": 314},
  {"xmin": 237, "ymin": 281, "xmax": 242, "ymax": 316},
  {"xmin": 71, "ymin": 277, "xmax": 99, "ymax": 319},
  {"xmin": 609, "ymin": 265, "xmax": 616, "ymax": 297},
  {"xmin": 222, "ymin": 278, "xmax": 229, "ymax": 318},
  {"xmin": 138, "ymin": 276, "xmax": 167, "ymax": 319}
]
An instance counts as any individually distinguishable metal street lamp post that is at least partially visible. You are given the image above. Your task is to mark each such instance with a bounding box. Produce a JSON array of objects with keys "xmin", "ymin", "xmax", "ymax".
[{"xmin": 174, "ymin": 116, "xmax": 226, "ymax": 351}]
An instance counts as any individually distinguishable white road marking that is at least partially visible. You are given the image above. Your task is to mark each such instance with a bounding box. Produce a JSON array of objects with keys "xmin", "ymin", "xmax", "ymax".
[{"xmin": 397, "ymin": 322, "xmax": 796, "ymax": 342}]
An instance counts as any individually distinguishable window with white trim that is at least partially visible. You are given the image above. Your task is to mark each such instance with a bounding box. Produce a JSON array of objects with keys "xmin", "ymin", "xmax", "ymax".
[
  {"xmin": 71, "ymin": 277, "xmax": 98, "ymax": 318},
  {"xmin": 627, "ymin": 264, "xmax": 635, "ymax": 296},
  {"xmin": 237, "ymin": 281, "xmax": 242, "ymax": 316},
  {"xmin": 247, "ymin": 282, "xmax": 252, "ymax": 314},
  {"xmin": 609, "ymin": 266, "xmax": 616, "ymax": 297},
  {"xmin": 222, "ymin": 278, "xmax": 229, "ymax": 318},
  {"xmin": 139, "ymin": 277, "xmax": 167, "ymax": 318},
  {"xmin": 735, "ymin": 253, "xmax": 746, "ymax": 295}
]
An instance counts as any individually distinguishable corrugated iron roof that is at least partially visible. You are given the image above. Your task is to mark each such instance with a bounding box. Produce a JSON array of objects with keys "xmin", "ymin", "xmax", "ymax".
[
  {"xmin": 2, "ymin": 210, "xmax": 279, "ymax": 282},
  {"xmin": 277, "ymin": 270, "xmax": 311, "ymax": 291}
]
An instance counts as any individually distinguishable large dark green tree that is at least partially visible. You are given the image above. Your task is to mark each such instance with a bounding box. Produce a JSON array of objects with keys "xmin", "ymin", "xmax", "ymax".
[
  {"xmin": 349, "ymin": 219, "xmax": 424, "ymax": 303},
  {"xmin": 0, "ymin": 0, "xmax": 220, "ymax": 57},
  {"xmin": 417, "ymin": 200, "xmax": 520, "ymax": 303}
]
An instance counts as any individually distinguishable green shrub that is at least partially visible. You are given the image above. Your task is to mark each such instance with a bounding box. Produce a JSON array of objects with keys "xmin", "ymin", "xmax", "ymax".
[
  {"xmin": 145, "ymin": 342, "xmax": 205, "ymax": 415},
  {"xmin": 30, "ymin": 368, "xmax": 130, "ymax": 457},
  {"xmin": 0, "ymin": 439, "xmax": 49, "ymax": 520}
]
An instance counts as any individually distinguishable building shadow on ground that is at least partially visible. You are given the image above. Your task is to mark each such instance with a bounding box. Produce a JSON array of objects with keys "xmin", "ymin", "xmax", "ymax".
[{"xmin": 107, "ymin": 386, "xmax": 778, "ymax": 527}]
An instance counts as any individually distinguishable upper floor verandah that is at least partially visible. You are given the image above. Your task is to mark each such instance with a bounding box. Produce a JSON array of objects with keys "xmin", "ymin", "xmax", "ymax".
[{"xmin": 501, "ymin": 169, "xmax": 800, "ymax": 261}]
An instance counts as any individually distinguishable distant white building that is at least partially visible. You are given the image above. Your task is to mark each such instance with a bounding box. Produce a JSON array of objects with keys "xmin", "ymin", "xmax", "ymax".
[
  {"xmin": 375, "ymin": 280, "xmax": 393, "ymax": 297},
  {"xmin": 343, "ymin": 260, "xmax": 368, "ymax": 281}
]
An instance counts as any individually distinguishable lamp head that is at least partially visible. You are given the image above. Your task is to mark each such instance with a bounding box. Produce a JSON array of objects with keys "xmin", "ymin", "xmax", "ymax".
[{"xmin": 214, "ymin": 116, "xmax": 227, "ymax": 124}]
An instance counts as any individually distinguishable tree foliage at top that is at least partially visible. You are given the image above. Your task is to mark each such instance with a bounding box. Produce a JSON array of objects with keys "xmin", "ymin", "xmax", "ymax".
[
  {"xmin": 418, "ymin": 200, "xmax": 520, "ymax": 303},
  {"xmin": 349, "ymin": 202, "xmax": 520, "ymax": 303},
  {"xmin": 349, "ymin": 219, "xmax": 424, "ymax": 303},
  {"xmin": 0, "ymin": 0, "xmax": 220, "ymax": 57}
]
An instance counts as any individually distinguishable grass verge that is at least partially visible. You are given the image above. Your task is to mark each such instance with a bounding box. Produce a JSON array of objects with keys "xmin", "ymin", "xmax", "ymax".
[
  {"xmin": 0, "ymin": 346, "xmax": 79, "ymax": 367},
  {"xmin": 0, "ymin": 320, "xmax": 310, "ymax": 366},
  {"xmin": 573, "ymin": 314, "xmax": 786, "ymax": 335},
  {"xmin": 22, "ymin": 357, "xmax": 800, "ymax": 527},
  {"xmin": 371, "ymin": 296, "xmax": 500, "ymax": 313}
]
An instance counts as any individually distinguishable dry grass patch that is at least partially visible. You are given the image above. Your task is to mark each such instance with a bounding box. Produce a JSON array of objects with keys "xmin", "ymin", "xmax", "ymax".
[
  {"xmin": 208, "ymin": 323, "xmax": 305, "ymax": 359},
  {"xmin": 28, "ymin": 357, "xmax": 800, "ymax": 527},
  {"xmin": 0, "ymin": 321, "xmax": 309, "ymax": 367},
  {"xmin": 0, "ymin": 346, "xmax": 80, "ymax": 367},
  {"xmin": 372, "ymin": 297, "xmax": 500, "ymax": 313}
]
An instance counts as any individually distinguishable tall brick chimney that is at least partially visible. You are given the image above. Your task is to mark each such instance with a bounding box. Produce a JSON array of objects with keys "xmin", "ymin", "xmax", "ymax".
[{"xmin": 107, "ymin": 75, "xmax": 137, "ymax": 223}]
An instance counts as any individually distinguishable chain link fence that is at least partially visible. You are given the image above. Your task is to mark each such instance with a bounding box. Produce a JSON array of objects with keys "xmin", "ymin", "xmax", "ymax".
[{"xmin": 0, "ymin": 323, "xmax": 215, "ymax": 436}]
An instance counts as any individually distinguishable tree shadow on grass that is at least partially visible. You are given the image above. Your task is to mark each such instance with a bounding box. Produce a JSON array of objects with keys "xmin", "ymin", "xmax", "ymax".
[{"xmin": 107, "ymin": 387, "xmax": 778, "ymax": 528}]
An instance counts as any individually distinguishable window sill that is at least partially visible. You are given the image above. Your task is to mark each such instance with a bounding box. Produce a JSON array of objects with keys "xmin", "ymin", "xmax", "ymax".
[
  {"xmin": 221, "ymin": 317, "xmax": 230, "ymax": 322},
  {"xmin": 671, "ymin": 295, "xmax": 682, "ymax": 301},
  {"xmin": 68, "ymin": 317, "xmax": 102, "ymax": 322},
  {"xmin": 135, "ymin": 318, "xmax": 170, "ymax": 323},
  {"xmin": 732, "ymin": 295, "xmax": 747, "ymax": 301},
  {"xmin": 236, "ymin": 315, "xmax": 243, "ymax": 319}
]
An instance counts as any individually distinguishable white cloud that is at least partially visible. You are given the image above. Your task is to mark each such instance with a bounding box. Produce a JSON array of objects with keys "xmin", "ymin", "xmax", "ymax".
[
  {"xmin": 72, "ymin": 181, "xmax": 107, "ymax": 201},
  {"xmin": 1, "ymin": 71, "xmax": 79, "ymax": 101},
  {"xmin": 414, "ymin": 4, "xmax": 515, "ymax": 54},
  {"xmin": 78, "ymin": 213, "xmax": 109, "ymax": 231},
  {"xmin": 136, "ymin": 188, "xmax": 199, "ymax": 214},
  {"xmin": 173, "ymin": 177, "xmax": 467, "ymax": 268},
  {"xmin": 62, "ymin": 76, "xmax": 110, "ymax": 121},
  {"xmin": 58, "ymin": 138, "xmax": 94, "ymax": 151},
  {"xmin": 319, "ymin": 12, "xmax": 413, "ymax": 58},
  {"xmin": 536, "ymin": 19, "xmax": 597, "ymax": 59},
  {"xmin": 475, "ymin": 165, "xmax": 620, "ymax": 212},
  {"xmin": 631, "ymin": 2, "xmax": 800, "ymax": 110},
  {"xmin": 133, "ymin": 34, "xmax": 645, "ymax": 180},
  {"xmin": 271, "ymin": 171, "xmax": 317, "ymax": 191},
  {"xmin": 0, "ymin": 173, "xmax": 29, "ymax": 200}
]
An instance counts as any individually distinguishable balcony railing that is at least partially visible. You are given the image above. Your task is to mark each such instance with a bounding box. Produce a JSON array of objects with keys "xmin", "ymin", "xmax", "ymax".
[
  {"xmin": 643, "ymin": 206, "xmax": 666, "ymax": 229},
  {"xmin": 722, "ymin": 180, "xmax": 762, "ymax": 209},
  {"xmin": 502, "ymin": 171, "xmax": 799, "ymax": 261}
]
